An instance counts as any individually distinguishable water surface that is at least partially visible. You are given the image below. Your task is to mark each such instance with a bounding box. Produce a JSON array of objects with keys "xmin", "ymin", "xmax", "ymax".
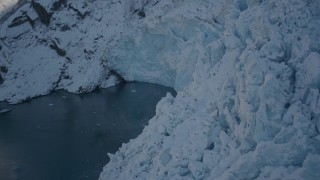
[{"xmin": 0, "ymin": 82, "xmax": 176, "ymax": 180}]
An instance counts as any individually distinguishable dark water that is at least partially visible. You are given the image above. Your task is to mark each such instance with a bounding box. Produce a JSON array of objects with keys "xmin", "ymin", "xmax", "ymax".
[{"xmin": 0, "ymin": 82, "xmax": 176, "ymax": 180}]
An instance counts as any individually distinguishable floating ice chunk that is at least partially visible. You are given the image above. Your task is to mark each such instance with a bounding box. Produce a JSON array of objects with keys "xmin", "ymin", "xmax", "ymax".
[{"xmin": 0, "ymin": 108, "xmax": 11, "ymax": 114}]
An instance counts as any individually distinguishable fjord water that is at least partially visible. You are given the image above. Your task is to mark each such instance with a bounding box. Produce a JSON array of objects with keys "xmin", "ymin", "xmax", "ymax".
[{"xmin": 0, "ymin": 82, "xmax": 176, "ymax": 180}]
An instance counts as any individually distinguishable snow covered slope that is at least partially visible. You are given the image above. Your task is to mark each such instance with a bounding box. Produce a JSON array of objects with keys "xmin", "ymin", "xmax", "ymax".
[
  {"xmin": 1, "ymin": 0, "xmax": 320, "ymax": 179},
  {"xmin": 0, "ymin": 0, "xmax": 125, "ymax": 103}
]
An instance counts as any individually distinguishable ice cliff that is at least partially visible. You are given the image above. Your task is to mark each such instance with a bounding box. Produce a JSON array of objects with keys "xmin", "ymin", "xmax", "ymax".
[{"xmin": 1, "ymin": 0, "xmax": 320, "ymax": 179}]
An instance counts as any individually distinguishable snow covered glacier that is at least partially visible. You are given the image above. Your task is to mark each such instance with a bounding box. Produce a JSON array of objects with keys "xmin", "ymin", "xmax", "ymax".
[{"xmin": 1, "ymin": 0, "xmax": 320, "ymax": 179}]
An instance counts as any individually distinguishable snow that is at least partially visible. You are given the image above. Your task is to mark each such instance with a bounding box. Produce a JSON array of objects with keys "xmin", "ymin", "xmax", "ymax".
[
  {"xmin": 0, "ymin": 0, "xmax": 320, "ymax": 179},
  {"xmin": 0, "ymin": 0, "xmax": 124, "ymax": 103},
  {"xmin": 0, "ymin": 0, "xmax": 19, "ymax": 19}
]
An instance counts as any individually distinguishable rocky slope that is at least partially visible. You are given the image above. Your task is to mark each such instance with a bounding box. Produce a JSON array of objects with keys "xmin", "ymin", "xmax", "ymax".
[{"xmin": 0, "ymin": 0, "xmax": 124, "ymax": 103}]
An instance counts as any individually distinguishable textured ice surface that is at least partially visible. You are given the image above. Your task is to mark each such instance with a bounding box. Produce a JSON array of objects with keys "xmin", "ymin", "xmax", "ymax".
[
  {"xmin": 100, "ymin": 0, "xmax": 320, "ymax": 179},
  {"xmin": 0, "ymin": 0, "xmax": 320, "ymax": 179}
]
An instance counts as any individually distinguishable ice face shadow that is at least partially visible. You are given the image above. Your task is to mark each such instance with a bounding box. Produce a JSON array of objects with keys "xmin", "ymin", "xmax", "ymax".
[{"xmin": 0, "ymin": 82, "xmax": 176, "ymax": 180}]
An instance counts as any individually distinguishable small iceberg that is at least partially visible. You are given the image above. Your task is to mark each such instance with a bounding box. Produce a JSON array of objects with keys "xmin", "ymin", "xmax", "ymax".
[{"xmin": 0, "ymin": 108, "xmax": 12, "ymax": 114}]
